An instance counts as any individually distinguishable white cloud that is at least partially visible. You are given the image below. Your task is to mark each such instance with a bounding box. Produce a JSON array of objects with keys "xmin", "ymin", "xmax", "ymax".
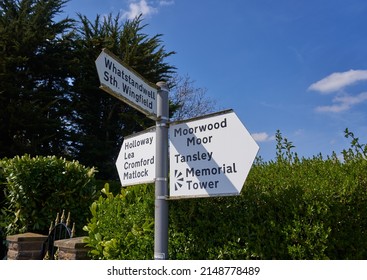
[
  {"xmin": 335, "ymin": 93, "xmax": 367, "ymax": 106},
  {"xmin": 122, "ymin": 0, "xmax": 158, "ymax": 20},
  {"xmin": 252, "ymin": 132, "xmax": 275, "ymax": 142},
  {"xmin": 315, "ymin": 103, "xmax": 349, "ymax": 113},
  {"xmin": 309, "ymin": 69, "xmax": 367, "ymax": 113},
  {"xmin": 159, "ymin": 0, "xmax": 175, "ymax": 6},
  {"xmin": 315, "ymin": 92, "xmax": 367, "ymax": 113},
  {"xmin": 308, "ymin": 69, "xmax": 367, "ymax": 94}
]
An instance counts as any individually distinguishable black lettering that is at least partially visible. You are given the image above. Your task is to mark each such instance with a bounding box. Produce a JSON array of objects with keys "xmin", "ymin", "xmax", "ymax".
[{"xmin": 103, "ymin": 71, "xmax": 109, "ymax": 82}]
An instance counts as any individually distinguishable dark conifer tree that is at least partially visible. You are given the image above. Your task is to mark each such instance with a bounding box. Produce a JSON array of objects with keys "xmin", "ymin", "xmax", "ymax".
[
  {"xmin": 0, "ymin": 2, "xmax": 177, "ymax": 180},
  {"xmin": 0, "ymin": 0, "xmax": 75, "ymax": 157},
  {"xmin": 71, "ymin": 14, "xmax": 175, "ymax": 179}
]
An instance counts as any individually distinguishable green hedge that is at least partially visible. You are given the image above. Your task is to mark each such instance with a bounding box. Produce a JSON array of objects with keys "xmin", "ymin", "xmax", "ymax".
[
  {"xmin": 0, "ymin": 155, "xmax": 98, "ymax": 236},
  {"xmin": 83, "ymin": 183, "xmax": 154, "ymax": 260},
  {"xmin": 83, "ymin": 155, "xmax": 367, "ymax": 259},
  {"xmin": 83, "ymin": 130, "xmax": 367, "ymax": 260}
]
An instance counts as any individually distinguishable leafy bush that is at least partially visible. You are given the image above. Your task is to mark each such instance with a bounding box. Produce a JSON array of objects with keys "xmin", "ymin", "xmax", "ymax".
[
  {"xmin": 167, "ymin": 131, "xmax": 367, "ymax": 260},
  {"xmin": 83, "ymin": 183, "xmax": 154, "ymax": 260},
  {"xmin": 0, "ymin": 155, "xmax": 97, "ymax": 236},
  {"xmin": 83, "ymin": 129, "xmax": 367, "ymax": 260}
]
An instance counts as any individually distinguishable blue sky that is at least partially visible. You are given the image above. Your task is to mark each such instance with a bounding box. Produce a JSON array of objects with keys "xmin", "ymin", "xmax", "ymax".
[{"xmin": 61, "ymin": 0, "xmax": 367, "ymax": 161}]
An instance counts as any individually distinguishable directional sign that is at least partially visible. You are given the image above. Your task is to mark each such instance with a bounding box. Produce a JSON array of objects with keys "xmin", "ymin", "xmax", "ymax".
[
  {"xmin": 95, "ymin": 49, "xmax": 158, "ymax": 120},
  {"xmin": 169, "ymin": 110, "xmax": 259, "ymax": 199},
  {"xmin": 116, "ymin": 128, "xmax": 156, "ymax": 186}
]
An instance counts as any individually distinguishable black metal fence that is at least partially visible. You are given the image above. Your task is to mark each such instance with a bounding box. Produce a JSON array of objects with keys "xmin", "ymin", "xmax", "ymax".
[{"xmin": 42, "ymin": 210, "xmax": 75, "ymax": 260}]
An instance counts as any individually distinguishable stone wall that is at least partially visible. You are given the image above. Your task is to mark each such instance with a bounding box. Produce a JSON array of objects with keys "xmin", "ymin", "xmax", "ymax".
[
  {"xmin": 6, "ymin": 232, "xmax": 47, "ymax": 260},
  {"xmin": 6, "ymin": 233, "xmax": 89, "ymax": 260},
  {"xmin": 54, "ymin": 237, "xmax": 89, "ymax": 260}
]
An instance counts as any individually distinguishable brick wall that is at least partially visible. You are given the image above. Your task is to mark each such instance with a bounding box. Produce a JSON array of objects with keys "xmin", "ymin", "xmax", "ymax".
[
  {"xmin": 6, "ymin": 233, "xmax": 89, "ymax": 260},
  {"xmin": 6, "ymin": 232, "xmax": 47, "ymax": 260},
  {"xmin": 54, "ymin": 237, "xmax": 89, "ymax": 260}
]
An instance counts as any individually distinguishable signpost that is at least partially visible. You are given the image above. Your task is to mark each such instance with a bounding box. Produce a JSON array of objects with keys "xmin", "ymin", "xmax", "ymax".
[
  {"xmin": 95, "ymin": 48, "xmax": 158, "ymax": 120},
  {"xmin": 169, "ymin": 110, "xmax": 259, "ymax": 199},
  {"xmin": 96, "ymin": 49, "xmax": 168, "ymax": 259},
  {"xmin": 116, "ymin": 128, "xmax": 156, "ymax": 186},
  {"xmin": 95, "ymin": 49, "xmax": 259, "ymax": 260}
]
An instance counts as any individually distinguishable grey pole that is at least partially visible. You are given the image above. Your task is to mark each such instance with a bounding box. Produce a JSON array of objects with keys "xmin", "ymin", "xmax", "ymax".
[{"xmin": 154, "ymin": 81, "xmax": 169, "ymax": 260}]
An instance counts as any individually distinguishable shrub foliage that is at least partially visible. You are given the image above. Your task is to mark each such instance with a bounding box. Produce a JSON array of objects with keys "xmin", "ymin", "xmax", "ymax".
[
  {"xmin": 83, "ymin": 129, "xmax": 367, "ymax": 260},
  {"xmin": 83, "ymin": 183, "xmax": 154, "ymax": 260},
  {"xmin": 2, "ymin": 129, "xmax": 366, "ymax": 259},
  {"xmin": 0, "ymin": 155, "xmax": 97, "ymax": 236}
]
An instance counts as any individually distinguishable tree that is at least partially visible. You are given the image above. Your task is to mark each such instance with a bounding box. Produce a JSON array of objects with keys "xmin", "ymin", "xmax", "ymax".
[
  {"xmin": 169, "ymin": 74, "xmax": 218, "ymax": 121},
  {"xmin": 70, "ymin": 14, "xmax": 175, "ymax": 179},
  {"xmin": 0, "ymin": 0, "xmax": 75, "ymax": 158}
]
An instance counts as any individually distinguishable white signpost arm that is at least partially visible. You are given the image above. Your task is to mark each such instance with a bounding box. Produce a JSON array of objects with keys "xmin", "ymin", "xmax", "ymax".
[{"xmin": 154, "ymin": 81, "xmax": 169, "ymax": 260}]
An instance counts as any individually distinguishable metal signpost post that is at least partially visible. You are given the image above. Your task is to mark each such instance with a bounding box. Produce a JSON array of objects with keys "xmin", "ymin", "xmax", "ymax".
[{"xmin": 154, "ymin": 82, "xmax": 169, "ymax": 260}]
